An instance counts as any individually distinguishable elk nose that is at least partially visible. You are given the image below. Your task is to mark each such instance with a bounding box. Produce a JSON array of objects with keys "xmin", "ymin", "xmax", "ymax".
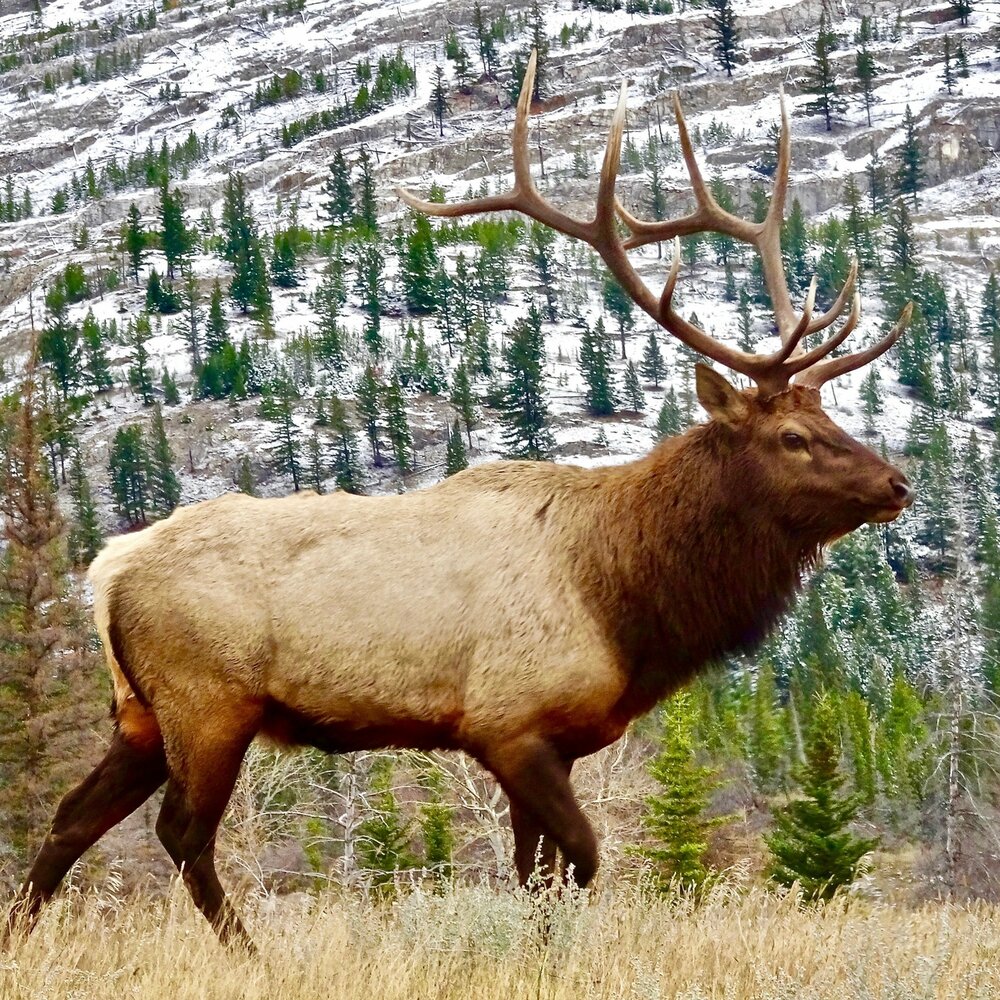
[{"xmin": 890, "ymin": 474, "xmax": 914, "ymax": 508}]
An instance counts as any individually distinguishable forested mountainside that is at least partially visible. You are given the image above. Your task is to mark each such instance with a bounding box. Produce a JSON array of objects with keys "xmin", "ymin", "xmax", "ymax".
[{"xmin": 1, "ymin": 0, "xmax": 999, "ymax": 904}]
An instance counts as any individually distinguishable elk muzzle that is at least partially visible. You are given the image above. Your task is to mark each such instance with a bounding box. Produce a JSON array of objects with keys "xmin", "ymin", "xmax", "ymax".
[{"xmin": 866, "ymin": 469, "xmax": 915, "ymax": 523}]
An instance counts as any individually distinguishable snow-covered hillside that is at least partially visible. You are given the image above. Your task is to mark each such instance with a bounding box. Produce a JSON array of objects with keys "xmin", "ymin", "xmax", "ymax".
[{"xmin": 0, "ymin": 0, "xmax": 998, "ymax": 516}]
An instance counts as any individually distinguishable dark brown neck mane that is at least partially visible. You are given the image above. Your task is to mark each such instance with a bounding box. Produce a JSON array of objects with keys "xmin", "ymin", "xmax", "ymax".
[{"xmin": 575, "ymin": 422, "xmax": 823, "ymax": 719}]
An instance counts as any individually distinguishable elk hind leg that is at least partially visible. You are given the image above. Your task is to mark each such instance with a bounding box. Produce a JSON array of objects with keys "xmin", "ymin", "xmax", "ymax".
[
  {"xmin": 490, "ymin": 738, "xmax": 597, "ymax": 889},
  {"xmin": 8, "ymin": 723, "xmax": 167, "ymax": 935},
  {"xmin": 155, "ymin": 705, "xmax": 260, "ymax": 950}
]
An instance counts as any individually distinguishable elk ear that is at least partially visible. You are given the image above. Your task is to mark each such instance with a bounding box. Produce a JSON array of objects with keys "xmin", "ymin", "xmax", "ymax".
[{"xmin": 696, "ymin": 364, "xmax": 749, "ymax": 427}]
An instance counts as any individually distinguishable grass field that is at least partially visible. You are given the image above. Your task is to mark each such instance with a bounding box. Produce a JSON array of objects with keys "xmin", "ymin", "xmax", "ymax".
[{"xmin": 3, "ymin": 883, "xmax": 1000, "ymax": 999}]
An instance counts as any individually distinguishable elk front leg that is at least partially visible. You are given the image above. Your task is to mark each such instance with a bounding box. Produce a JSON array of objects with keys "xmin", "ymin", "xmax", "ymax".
[
  {"xmin": 488, "ymin": 738, "xmax": 597, "ymax": 889},
  {"xmin": 154, "ymin": 699, "xmax": 260, "ymax": 951}
]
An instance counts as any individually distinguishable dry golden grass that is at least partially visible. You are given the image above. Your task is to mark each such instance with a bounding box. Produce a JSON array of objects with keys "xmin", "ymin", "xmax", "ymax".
[{"xmin": 4, "ymin": 883, "xmax": 1000, "ymax": 1000}]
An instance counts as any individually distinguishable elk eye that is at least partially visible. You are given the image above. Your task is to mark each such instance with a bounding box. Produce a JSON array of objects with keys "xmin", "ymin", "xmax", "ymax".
[{"xmin": 782, "ymin": 431, "xmax": 808, "ymax": 451}]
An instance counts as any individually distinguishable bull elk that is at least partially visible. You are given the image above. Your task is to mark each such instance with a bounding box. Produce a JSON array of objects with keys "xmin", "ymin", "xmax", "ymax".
[{"xmin": 11, "ymin": 53, "xmax": 912, "ymax": 949}]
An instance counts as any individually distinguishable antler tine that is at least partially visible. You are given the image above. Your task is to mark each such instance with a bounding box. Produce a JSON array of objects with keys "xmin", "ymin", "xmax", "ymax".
[
  {"xmin": 596, "ymin": 81, "xmax": 629, "ymax": 231},
  {"xmin": 672, "ymin": 92, "xmax": 714, "ymax": 216},
  {"xmin": 796, "ymin": 302, "xmax": 913, "ymax": 389},
  {"xmin": 658, "ymin": 238, "xmax": 773, "ymax": 379},
  {"xmin": 805, "ymin": 259, "xmax": 857, "ymax": 336},
  {"xmin": 773, "ymin": 276, "xmax": 817, "ymax": 364},
  {"xmin": 396, "ymin": 50, "xmax": 592, "ymax": 242},
  {"xmin": 786, "ymin": 292, "xmax": 861, "ymax": 376},
  {"xmin": 763, "ymin": 89, "xmax": 791, "ymax": 241}
]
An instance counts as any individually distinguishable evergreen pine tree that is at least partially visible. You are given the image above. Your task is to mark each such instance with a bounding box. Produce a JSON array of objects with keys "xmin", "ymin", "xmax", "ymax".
[
  {"xmin": 262, "ymin": 373, "xmax": 303, "ymax": 491},
  {"xmin": 321, "ymin": 151, "xmax": 355, "ymax": 228},
  {"xmin": 746, "ymin": 661, "xmax": 786, "ymax": 793},
  {"xmin": 431, "ymin": 65, "xmax": 449, "ymax": 136},
  {"xmin": 637, "ymin": 691, "xmax": 727, "ymax": 892},
  {"xmin": 355, "ymin": 239, "xmax": 385, "ymax": 356},
  {"xmin": 941, "ymin": 35, "xmax": 955, "ymax": 94},
  {"xmin": 707, "ymin": 0, "xmax": 740, "ymax": 77},
  {"xmin": 314, "ymin": 258, "xmax": 347, "ymax": 372},
  {"xmin": 205, "ymin": 279, "xmax": 229, "ymax": 355},
  {"xmin": 782, "ymin": 198, "xmax": 812, "ymax": 295},
  {"xmin": 579, "ymin": 317, "xmax": 617, "ymax": 416},
  {"xmin": 161, "ymin": 369, "xmax": 181, "ymax": 405},
  {"xmin": 765, "ymin": 692, "xmax": 878, "ymax": 901},
  {"xmin": 306, "ymin": 431, "xmax": 326, "ymax": 493},
  {"xmin": 435, "ymin": 266, "xmax": 459, "ymax": 357},
  {"xmin": 67, "ymin": 445, "xmax": 102, "ymax": 568},
  {"xmin": 647, "ymin": 155, "xmax": 668, "ymax": 259},
  {"xmin": 356, "ymin": 366, "xmax": 384, "ymax": 467},
  {"xmin": 806, "ymin": 14, "xmax": 846, "ymax": 131},
  {"xmin": 384, "ymin": 375, "xmax": 413, "ymax": 473},
  {"xmin": 896, "ymin": 105, "xmax": 923, "ymax": 205},
  {"xmin": 843, "ymin": 176, "xmax": 875, "ymax": 271},
  {"xmin": 866, "ymin": 144, "xmax": 890, "ymax": 215},
  {"xmin": 640, "ymin": 332, "xmax": 666, "ymax": 388},
  {"xmin": 444, "ymin": 28, "xmax": 473, "ymax": 92},
  {"xmin": 108, "ymin": 424, "xmax": 149, "ymax": 525},
  {"xmin": 419, "ymin": 767, "xmax": 454, "ymax": 888},
  {"xmin": 236, "ymin": 455, "xmax": 256, "ymax": 496},
  {"xmin": 623, "ymin": 361, "xmax": 645, "ymax": 412},
  {"xmin": 355, "ymin": 147, "xmax": 379, "ymax": 233},
  {"xmin": 737, "ymin": 287, "xmax": 755, "ymax": 352},
  {"xmin": 915, "ymin": 423, "xmax": 957, "ymax": 567},
  {"xmin": 815, "ymin": 218, "xmax": 851, "ymax": 308},
  {"xmin": 146, "ymin": 404, "xmax": 181, "ymax": 517},
  {"xmin": 883, "ymin": 198, "xmax": 920, "ymax": 316},
  {"xmin": 220, "ymin": 173, "xmax": 254, "ymax": 265},
  {"xmin": 402, "ymin": 215, "xmax": 440, "ymax": 313},
  {"xmin": 39, "ymin": 278, "xmax": 83, "ymax": 402},
  {"xmin": 874, "ymin": 673, "xmax": 930, "ymax": 806},
  {"xmin": 656, "ymin": 388, "xmax": 683, "ymax": 439},
  {"xmin": 124, "ymin": 201, "xmax": 147, "ymax": 282},
  {"xmin": 956, "ymin": 40, "xmax": 970, "ymax": 78},
  {"xmin": 271, "ymin": 231, "xmax": 300, "ymax": 288},
  {"xmin": 159, "ymin": 181, "xmax": 191, "ymax": 280},
  {"xmin": 145, "ymin": 267, "xmax": 164, "ymax": 313},
  {"xmin": 860, "ymin": 366, "xmax": 883, "ymax": 436},
  {"xmin": 501, "ymin": 314, "xmax": 553, "ymax": 460},
  {"xmin": 450, "ymin": 361, "xmax": 477, "ymax": 448},
  {"xmin": 527, "ymin": 222, "xmax": 559, "ymax": 322},
  {"xmin": 329, "ymin": 394, "xmax": 363, "ymax": 494},
  {"xmin": 472, "ymin": 0, "xmax": 499, "ymax": 78},
  {"xmin": 603, "ymin": 271, "xmax": 635, "ymax": 358},
  {"xmin": 80, "ymin": 309, "xmax": 113, "ymax": 393},
  {"xmin": 356, "ymin": 757, "xmax": 417, "ymax": 897},
  {"xmin": 445, "ymin": 419, "xmax": 468, "ymax": 476},
  {"xmin": 127, "ymin": 313, "xmax": 156, "ymax": 406},
  {"xmin": 708, "ymin": 178, "xmax": 739, "ymax": 267},
  {"xmin": 230, "ymin": 235, "xmax": 271, "ymax": 316},
  {"xmin": 855, "ymin": 40, "xmax": 878, "ymax": 127}
]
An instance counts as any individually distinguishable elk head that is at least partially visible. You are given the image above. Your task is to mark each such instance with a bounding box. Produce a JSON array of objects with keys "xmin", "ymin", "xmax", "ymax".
[
  {"xmin": 399, "ymin": 51, "xmax": 914, "ymax": 534},
  {"xmin": 695, "ymin": 367, "xmax": 913, "ymax": 546}
]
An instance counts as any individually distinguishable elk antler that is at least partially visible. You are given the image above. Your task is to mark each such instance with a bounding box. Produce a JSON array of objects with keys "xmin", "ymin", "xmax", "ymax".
[{"xmin": 397, "ymin": 51, "xmax": 910, "ymax": 396}]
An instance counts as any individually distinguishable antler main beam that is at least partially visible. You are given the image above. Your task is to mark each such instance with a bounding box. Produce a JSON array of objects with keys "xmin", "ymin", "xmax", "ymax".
[{"xmin": 397, "ymin": 51, "xmax": 910, "ymax": 394}]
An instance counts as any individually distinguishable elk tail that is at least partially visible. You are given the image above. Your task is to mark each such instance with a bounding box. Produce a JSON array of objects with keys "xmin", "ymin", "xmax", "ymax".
[{"xmin": 89, "ymin": 545, "xmax": 163, "ymax": 753}]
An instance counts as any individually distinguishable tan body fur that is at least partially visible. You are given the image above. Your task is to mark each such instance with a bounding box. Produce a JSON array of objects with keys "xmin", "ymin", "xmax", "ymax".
[{"xmin": 93, "ymin": 467, "xmax": 623, "ymax": 762}]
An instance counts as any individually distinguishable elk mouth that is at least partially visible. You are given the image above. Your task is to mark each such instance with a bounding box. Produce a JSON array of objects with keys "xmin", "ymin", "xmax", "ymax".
[{"xmin": 866, "ymin": 505, "xmax": 908, "ymax": 524}]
